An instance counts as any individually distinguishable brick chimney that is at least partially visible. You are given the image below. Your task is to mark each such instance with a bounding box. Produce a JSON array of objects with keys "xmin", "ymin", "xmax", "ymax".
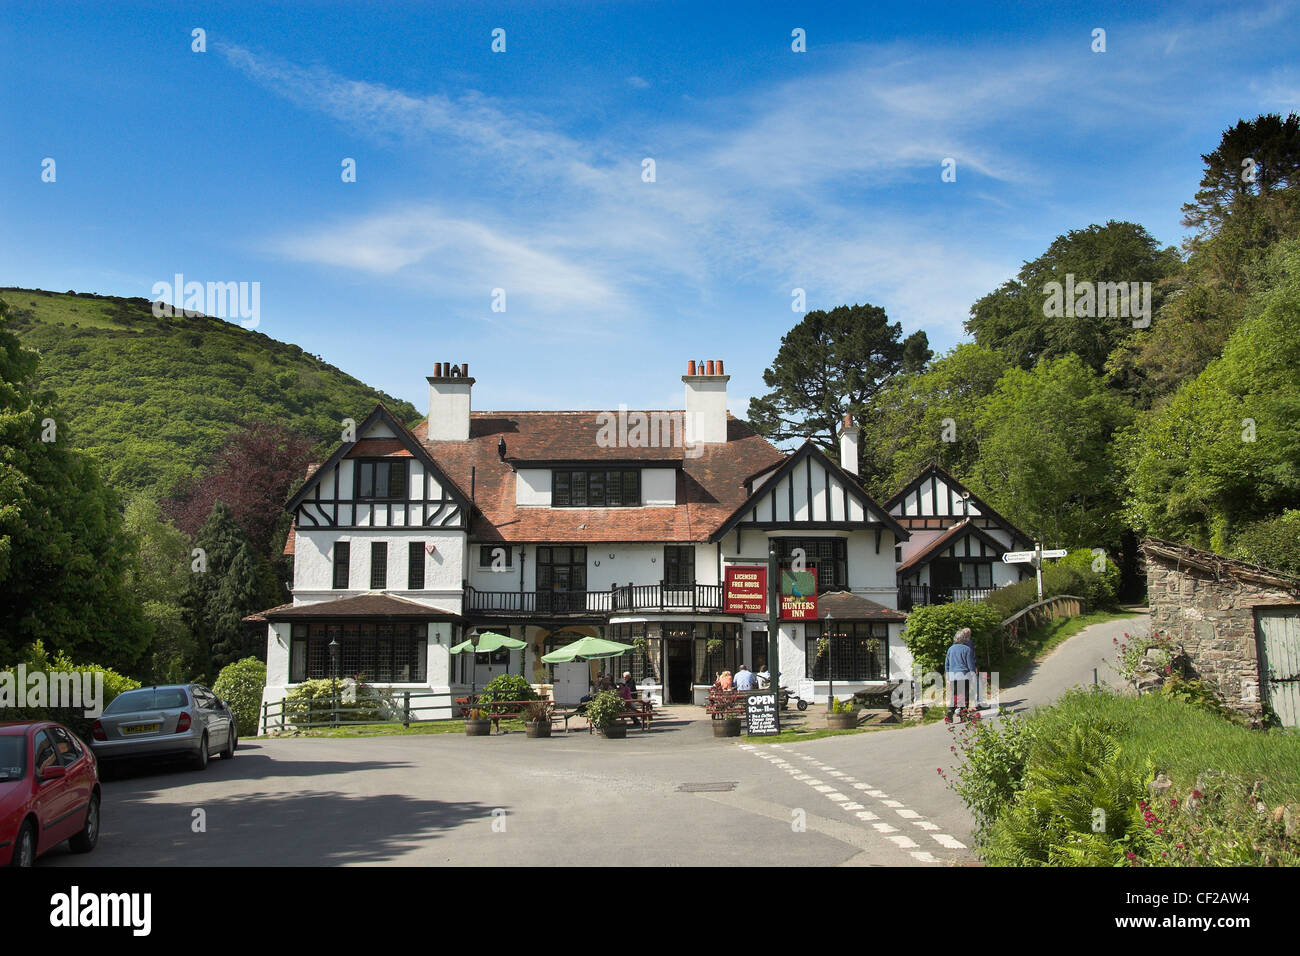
[
  {"xmin": 426, "ymin": 363, "xmax": 474, "ymax": 441},
  {"xmin": 840, "ymin": 411, "xmax": 860, "ymax": 475},
  {"xmin": 683, "ymin": 359, "xmax": 729, "ymax": 446}
]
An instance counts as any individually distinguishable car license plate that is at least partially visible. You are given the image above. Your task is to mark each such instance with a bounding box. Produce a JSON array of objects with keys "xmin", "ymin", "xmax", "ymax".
[{"xmin": 123, "ymin": 723, "xmax": 159, "ymax": 735}]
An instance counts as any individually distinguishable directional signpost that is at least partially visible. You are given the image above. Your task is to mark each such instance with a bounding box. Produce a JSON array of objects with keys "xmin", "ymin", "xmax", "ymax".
[{"xmin": 1002, "ymin": 544, "xmax": 1068, "ymax": 602}]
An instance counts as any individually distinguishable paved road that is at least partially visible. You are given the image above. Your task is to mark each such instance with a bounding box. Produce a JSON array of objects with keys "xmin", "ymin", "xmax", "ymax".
[{"xmin": 45, "ymin": 613, "xmax": 1147, "ymax": 867}]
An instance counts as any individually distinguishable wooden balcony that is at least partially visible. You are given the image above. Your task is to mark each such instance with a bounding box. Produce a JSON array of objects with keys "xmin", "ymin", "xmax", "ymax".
[{"xmin": 465, "ymin": 582, "xmax": 726, "ymax": 618}]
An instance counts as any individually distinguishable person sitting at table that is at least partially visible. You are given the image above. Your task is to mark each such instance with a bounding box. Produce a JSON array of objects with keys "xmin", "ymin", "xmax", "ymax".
[
  {"xmin": 733, "ymin": 662, "xmax": 757, "ymax": 691},
  {"xmin": 756, "ymin": 659, "xmax": 771, "ymax": 688},
  {"xmin": 617, "ymin": 672, "xmax": 642, "ymax": 726},
  {"xmin": 716, "ymin": 670, "xmax": 733, "ymax": 691}
]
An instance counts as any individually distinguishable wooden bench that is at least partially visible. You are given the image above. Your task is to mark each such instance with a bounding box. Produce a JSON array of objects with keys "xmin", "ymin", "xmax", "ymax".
[{"xmin": 706, "ymin": 690, "xmax": 747, "ymax": 720}]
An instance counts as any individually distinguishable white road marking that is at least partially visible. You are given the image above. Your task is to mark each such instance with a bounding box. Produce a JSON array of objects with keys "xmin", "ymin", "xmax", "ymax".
[
  {"xmin": 933, "ymin": 834, "xmax": 967, "ymax": 849},
  {"xmin": 881, "ymin": 799, "xmax": 904, "ymax": 808},
  {"xmin": 872, "ymin": 823, "xmax": 899, "ymax": 833},
  {"xmin": 888, "ymin": 835, "xmax": 920, "ymax": 849},
  {"xmin": 913, "ymin": 821, "xmax": 941, "ymax": 831},
  {"xmin": 895, "ymin": 809, "xmax": 921, "ymax": 819},
  {"xmin": 910, "ymin": 851, "xmax": 940, "ymax": 863},
  {"xmin": 855, "ymin": 811, "xmax": 879, "ymax": 821},
  {"xmin": 842, "ymin": 802, "xmax": 865, "ymax": 811}
]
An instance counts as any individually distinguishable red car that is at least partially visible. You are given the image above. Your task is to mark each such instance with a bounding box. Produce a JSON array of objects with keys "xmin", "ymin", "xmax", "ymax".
[{"xmin": 0, "ymin": 721, "xmax": 101, "ymax": 866}]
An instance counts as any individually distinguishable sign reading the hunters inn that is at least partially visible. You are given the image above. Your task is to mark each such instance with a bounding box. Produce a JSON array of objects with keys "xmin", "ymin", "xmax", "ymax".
[
  {"xmin": 780, "ymin": 568, "xmax": 818, "ymax": 621},
  {"xmin": 723, "ymin": 566, "xmax": 767, "ymax": 614}
]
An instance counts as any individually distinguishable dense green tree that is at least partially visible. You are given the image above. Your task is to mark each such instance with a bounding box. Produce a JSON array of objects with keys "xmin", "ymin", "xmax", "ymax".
[
  {"xmin": 1181, "ymin": 113, "xmax": 1300, "ymax": 247},
  {"xmin": 966, "ymin": 221, "xmax": 1182, "ymax": 374},
  {"xmin": 970, "ymin": 355, "xmax": 1132, "ymax": 550},
  {"xmin": 123, "ymin": 497, "xmax": 195, "ymax": 683},
  {"xmin": 0, "ymin": 297, "xmax": 148, "ymax": 670},
  {"xmin": 865, "ymin": 344, "xmax": 1010, "ymax": 499},
  {"xmin": 1120, "ymin": 241, "xmax": 1300, "ymax": 549},
  {"xmin": 747, "ymin": 303, "xmax": 928, "ymax": 479},
  {"xmin": 181, "ymin": 501, "xmax": 278, "ymax": 680}
]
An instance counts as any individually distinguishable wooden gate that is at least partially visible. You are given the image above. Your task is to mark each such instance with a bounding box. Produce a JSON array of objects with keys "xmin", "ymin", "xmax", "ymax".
[{"xmin": 1255, "ymin": 607, "xmax": 1300, "ymax": 728}]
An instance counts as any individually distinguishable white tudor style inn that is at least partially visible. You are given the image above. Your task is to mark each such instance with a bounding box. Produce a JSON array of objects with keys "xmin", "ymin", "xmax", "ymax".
[{"xmin": 246, "ymin": 360, "xmax": 1031, "ymax": 728}]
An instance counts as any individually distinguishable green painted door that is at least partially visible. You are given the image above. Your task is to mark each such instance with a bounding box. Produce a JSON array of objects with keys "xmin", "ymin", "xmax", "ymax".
[{"xmin": 1255, "ymin": 607, "xmax": 1300, "ymax": 729}]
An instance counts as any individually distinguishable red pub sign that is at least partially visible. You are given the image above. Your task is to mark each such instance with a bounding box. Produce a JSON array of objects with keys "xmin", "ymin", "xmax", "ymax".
[{"xmin": 723, "ymin": 565, "xmax": 767, "ymax": 613}]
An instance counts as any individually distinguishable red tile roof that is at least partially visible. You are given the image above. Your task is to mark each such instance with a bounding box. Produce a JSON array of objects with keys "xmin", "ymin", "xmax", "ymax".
[{"xmin": 419, "ymin": 412, "xmax": 787, "ymax": 543}]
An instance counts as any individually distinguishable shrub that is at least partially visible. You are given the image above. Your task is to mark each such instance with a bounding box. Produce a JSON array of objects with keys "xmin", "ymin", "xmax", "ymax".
[
  {"xmin": 585, "ymin": 690, "xmax": 624, "ymax": 729},
  {"xmin": 948, "ymin": 687, "xmax": 1300, "ymax": 866},
  {"xmin": 283, "ymin": 677, "xmax": 388, "ymax": 726},
  {"xmin": 0, "ymin": 640, "xmax": 140, "ymax": 744},
  {"xmin": 476, "ymin": 673, "xmax": 539, "ymax": 710},
  {"xmin": 213, "ymin": 657, "xmax": 267, "ymax": 737},
  {"xmin": 1230, "ymin": 510, "xmax": 1300, "ymax": 576},
  {"xmin": 982, "ymin": 550, "xmax": 1117, "ymax": 621},
  {"xmin": 901, "ymin": 601, "xmax": 1003, "ymax": 674},
  {"xmin": 944, "ymin": 711, "xmax": 1036, "ymax": 843}
]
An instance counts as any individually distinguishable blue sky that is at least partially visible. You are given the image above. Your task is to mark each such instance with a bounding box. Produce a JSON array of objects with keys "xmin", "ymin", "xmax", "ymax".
[{"xmin": 2, "ymin": 1, "xmax": 1298, "ymax": 417}]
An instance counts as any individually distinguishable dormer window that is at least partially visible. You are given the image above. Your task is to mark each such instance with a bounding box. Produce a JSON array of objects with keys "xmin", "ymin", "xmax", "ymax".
[
  {"xmin": 356, "ymin": 459, "xmax": 408, "ymax": 500},
  {"xmin": 552, "ymin": 468, "xmax": 640, "ymax": 507}
]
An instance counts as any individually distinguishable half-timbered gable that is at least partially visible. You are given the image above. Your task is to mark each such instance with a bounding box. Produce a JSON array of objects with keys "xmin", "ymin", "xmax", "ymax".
[
  {"xmin": 886, "ymin": 463, "xmax": 1032, "ymax": 607},
  {"xmin": 286, "ymin": 404, "xmax": 470, "ymax": 531},
  {"xmin": 712, "ymin": 441, "xmax": 909, "ymax": 546}
]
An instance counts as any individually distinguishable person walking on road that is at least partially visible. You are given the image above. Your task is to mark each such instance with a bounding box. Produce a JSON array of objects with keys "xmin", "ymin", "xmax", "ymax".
[{"xmin": 944, "ymin": 628, "xmax": 979, "ymax": 723}]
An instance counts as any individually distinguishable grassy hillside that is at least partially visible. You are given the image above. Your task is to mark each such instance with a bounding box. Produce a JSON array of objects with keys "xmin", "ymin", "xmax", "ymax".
[{"xmin": 2, "ymin": 288, "xmax": 420, "ymax": 500}]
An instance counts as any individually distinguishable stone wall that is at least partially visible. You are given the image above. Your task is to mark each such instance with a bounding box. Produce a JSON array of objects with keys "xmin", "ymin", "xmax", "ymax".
[{"xmin": 1145, "ymin": 546, "xmax": 1300, "ymax": 721}]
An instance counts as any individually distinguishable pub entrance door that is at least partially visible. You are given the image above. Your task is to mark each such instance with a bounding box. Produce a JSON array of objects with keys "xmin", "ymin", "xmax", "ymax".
[{"xmin": 666, "ymin": 641, "xmax": 693, "ymax": 704}]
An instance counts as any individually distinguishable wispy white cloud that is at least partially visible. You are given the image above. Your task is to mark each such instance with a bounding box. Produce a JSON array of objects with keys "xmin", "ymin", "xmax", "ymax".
[{"xmin": 223, "ymin": 6, "xmax": 1296, "ymax": 348}]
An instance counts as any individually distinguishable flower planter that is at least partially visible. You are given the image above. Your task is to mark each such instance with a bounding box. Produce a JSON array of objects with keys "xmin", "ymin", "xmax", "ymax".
[
  {"xmin": 524, "ymin": 720, "xmax": 551, "ymax": 739},
  {"xmin": 826, "ymin": 713, "xmax": 857, "ymax": 730},
  {"xmin": 713, "ymin": 717, "xmax": 742, "ymax": 737},
  {"xmin": 464, "ymin": 718, "xmax": 491, "ymax": 736},
  {"xmin": 599, "ymin": 724, "xmax": 627, "ymax": 739}
]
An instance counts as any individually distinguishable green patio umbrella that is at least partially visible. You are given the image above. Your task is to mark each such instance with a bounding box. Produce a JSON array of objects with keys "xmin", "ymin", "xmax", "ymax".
[
  {"xmin": 540, "ymin": 635, "xmax": 633, "ymax": 663},
  {"xmin": 449, "ymin": 630, "xmax": 527, "ymax": 655}
]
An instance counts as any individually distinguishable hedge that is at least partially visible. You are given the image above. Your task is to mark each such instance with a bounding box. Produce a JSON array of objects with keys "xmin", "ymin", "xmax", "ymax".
[
  {"xmin": 213, "ymin": 657, "xmax": 267, "ymax": 737},
  {"xmin": 0, "ymin": 640, "xmax": 141, "ymax": 744}
]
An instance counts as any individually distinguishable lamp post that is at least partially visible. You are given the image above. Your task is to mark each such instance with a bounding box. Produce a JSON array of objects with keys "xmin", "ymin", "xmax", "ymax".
[
  {"xmin": 468, "ymin": 629, "xmax": 481, "ymax": 701},
  {"xmin": 328, "ymin": 635, "xmax": 340, "ymax": 728},
  {"xmin": 825, "ymin": 612, "xmax": 834, "ymax": 707}
]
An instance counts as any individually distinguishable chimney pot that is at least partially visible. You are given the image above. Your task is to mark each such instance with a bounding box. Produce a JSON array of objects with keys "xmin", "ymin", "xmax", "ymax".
[
  {"xmin": 706, "ymin": 360, "xmax": 716, "ymax": 375},
  {"xmin": 461, "ymin": 363, "xmax": 469, "ymax": 377},
  {"xmin": 716, "ymin": 359, "xmax": 724, "ymax": 374},
  {"xmin": 687, "ymin": 360, "xmax": 696, "ymax": 375},
  {"xmin": 434, "ymin": 362, "xmax": 442, "ymax": 377}
]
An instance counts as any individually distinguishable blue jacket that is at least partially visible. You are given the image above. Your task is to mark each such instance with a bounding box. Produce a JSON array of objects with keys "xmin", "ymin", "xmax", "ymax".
[{"xmin": 945, "ymin": 642, "xmax": 978, "ymax": 677}]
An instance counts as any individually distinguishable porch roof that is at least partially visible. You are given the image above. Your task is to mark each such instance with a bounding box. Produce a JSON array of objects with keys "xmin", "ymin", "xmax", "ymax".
[
  {"xmin": 816, "ymin": 590, "xmax": 908, "ymax": 622},
  {"xmin": 243, "ymin": 593, "xmax": 463, "ymax": 623}
]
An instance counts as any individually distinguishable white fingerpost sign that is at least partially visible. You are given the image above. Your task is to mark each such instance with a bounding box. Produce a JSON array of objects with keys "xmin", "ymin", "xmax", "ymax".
[{"xmin": 1002, "ymin": 544, "xmax": 1068, "ymax": 602}]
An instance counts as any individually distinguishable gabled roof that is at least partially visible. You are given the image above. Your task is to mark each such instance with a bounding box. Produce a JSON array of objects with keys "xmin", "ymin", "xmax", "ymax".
[
  {"xmin": 896, "ymin": 518, "xmax": 1010, "ymax": 575},
  {"xmin": 709, "ymin": 441, "xmax": 909, "ymax": 543},
  {"xmin": 420, "ymin": 412, "xmax": 787, "ymax": 543},
  {"xmin": 884, "ymin": 462, "xmax": 1032, "ymax": 545},
  {"xmin": 285, "ymin": 403, "xmax": 472, "ymax": 515}
]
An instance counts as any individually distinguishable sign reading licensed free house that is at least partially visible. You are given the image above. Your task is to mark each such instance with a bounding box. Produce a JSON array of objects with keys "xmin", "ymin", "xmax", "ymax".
[{"xmin": 723, "ymin": 566, "xmax": 768, "ymax": 613}]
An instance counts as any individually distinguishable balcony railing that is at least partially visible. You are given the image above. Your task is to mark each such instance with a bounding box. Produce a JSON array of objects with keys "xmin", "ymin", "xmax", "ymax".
[
  {"xmin": 898, "ymin": 584, "xmax": 997, "ymax": 611},
  {"xmin": 465, "ymin": 582, "xmax": 725, "ymax": 617}
]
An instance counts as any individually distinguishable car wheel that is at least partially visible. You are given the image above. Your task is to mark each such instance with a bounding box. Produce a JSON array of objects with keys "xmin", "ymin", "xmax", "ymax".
[
  {"xmin": 220, "ymin": 726, "xmax": 235, "ymax": 760},
  {"xmin": 69, "ymin": 793, "xmax": 100, "ymax": 854},
  {"xmin": 192, "ymin": 733, "xmax": 209, "ymax": 770},
  {"xmin": 9, "ymin": 820, "xmax": 36, "ymax": 867}
]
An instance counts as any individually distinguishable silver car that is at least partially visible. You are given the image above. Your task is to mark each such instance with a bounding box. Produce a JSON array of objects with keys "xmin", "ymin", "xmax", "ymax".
[{"xmin": 90, "ymin": 684, "xmax": 236, "ymax": 771}]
